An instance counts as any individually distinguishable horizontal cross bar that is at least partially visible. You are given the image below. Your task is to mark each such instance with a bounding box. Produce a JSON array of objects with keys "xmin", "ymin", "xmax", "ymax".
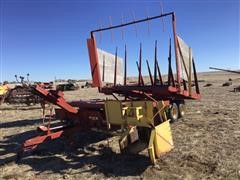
[{"xmin": 91, "ymin": 12, "xmax": 174, "ymax": 35}]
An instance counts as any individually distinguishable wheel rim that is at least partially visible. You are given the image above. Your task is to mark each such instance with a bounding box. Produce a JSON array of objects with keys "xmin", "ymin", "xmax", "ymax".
[
  {"xmin": 172, "ymin": 106, "xmax": 178, "ymax": 119},
  {"xmin": 179, "ymin": 104, "xmax": 186, "ymax": 116}
]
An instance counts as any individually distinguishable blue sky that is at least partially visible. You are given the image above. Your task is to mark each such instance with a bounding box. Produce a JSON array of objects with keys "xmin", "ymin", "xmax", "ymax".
[{"xmin": 0, "ymin": 0, "xmax": 239, "ymax": 82}]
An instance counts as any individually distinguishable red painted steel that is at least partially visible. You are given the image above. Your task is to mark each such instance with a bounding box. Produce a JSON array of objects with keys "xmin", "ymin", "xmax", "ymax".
[
  {"xmin": 100, "ymin": 85, "xmax": 200, "ymax": 100},
  {"xmin": 87, "ymin": 35, "xmax": 102, "ymax": 88},
  {"xmin": 20, "ymin": 84, "xmax": 110, "ymax": 152},
  {"xmin": 35, "ymin": 85, "xmax": 78, "ymax": 113},
  {"xmin": 172, "ymin": 13, "xmax": 181, "ymax": 92},
  {"xmin": 21, "ymin": 125, "xmax": 83, "ymax": 154},
  {"xmin": 20, "ymin": 98, "xmax": 108, "ymax": 154},
  {"xmin": 19, "ymin": 12, "xmax": 201, "ymax": 158},
  {"xmin": 87, "ymin": 12, "xmax": 201, "ymax": 101}
]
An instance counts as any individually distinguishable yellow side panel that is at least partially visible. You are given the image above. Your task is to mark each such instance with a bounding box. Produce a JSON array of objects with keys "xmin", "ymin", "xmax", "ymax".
[
  {"xmin": 130, "ymin": 101, "xmax": 153, "ymax": 121},
  {"xmin": 104, "ymin": 100, "xmax": 124, "ymax": 125},
  {"xmin": 148, "ymin": 129, "xmax": 156, "ymax": 164},
  {"xmin": 124, "ymin": 101, "xmax": 154, "ymax": 126},
  {"xmin": 105, "ymin": 100, "xmax": 155, "ymax": 127},
  {"xmin": 154, "ymin": 120, "xmax": 174, "ymax": 158}
]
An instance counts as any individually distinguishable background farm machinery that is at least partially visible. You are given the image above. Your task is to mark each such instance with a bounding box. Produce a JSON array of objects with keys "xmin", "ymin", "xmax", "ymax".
[
  {"xmin": 209, "ymin": 67, "xmax": 240, "ymax": 91},
  {"xmin": 209, "ymin": 67, "xmax": 240, "ymax": 75},
  {"xmin": 56, "ymin": 79, "xmax": 79, "ymax": 91},
  {"xmin": 0, "ymin": 74, "xmax": 41, "ymax": 106},
  {"xmin": 19, "ymin": 12, "xmax": 201, "ymax": 164},
  {"xmin": 0, "ymin": 74, "xmax": 54, "ymax": 106},
  {"xmin": 0, "ymin": 81, "xmax": 9, "ymax": 105},
  {"xmin": 5, "ymin": 75, "xmax": 42, "ymax": 105}
]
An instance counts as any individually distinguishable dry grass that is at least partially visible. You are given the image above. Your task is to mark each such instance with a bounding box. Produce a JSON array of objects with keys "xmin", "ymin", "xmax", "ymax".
[{"xmin": 0, "ymin": 72, "xmax": 240, "ymax": 179}]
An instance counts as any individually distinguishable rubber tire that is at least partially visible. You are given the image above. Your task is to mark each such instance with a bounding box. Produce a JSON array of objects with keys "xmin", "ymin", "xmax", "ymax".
[
  {"xmin": 178, "ymin": 103, "xmax": 186, "ymax": 118},
  {"xmin": 169, "ymin": 103, "xmax": 179, "ymax": 123}
]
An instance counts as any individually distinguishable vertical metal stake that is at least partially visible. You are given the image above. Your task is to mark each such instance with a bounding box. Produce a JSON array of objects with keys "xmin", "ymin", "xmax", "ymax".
[
  {"xmin": 154, "ymin": 40, "xmax": 158, "ymax": 85},
  {"xmin": 114, "ymin": 47, "xmax": 118, "ymax": 86},
  {"xmin": 102, "ymin": 55, "xmax": 105, "ymax": 81},
  {"xmin": 124, "ymin": 45, "xmax": 127, "ymax": 85},
  {"xmin": 138, "ymin": 43, "xmax": 142, "ymax": 85},
  {"xmin": 146, "ymin": 60, "xmax": 154, "ymax": 85}
]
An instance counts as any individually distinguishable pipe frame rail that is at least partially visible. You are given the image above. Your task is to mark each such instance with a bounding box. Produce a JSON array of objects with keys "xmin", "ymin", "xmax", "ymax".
[
  {"xmin": 88, "ymin": 12, "xmax": 180, "ymax": 87},
  {"xmin": 87, "ymin": 12, "xmax": 200, "ymax": 100}
]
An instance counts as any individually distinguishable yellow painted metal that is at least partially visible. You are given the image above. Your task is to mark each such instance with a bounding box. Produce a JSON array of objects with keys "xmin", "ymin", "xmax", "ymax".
[
  {"xmin": 119, "ymin": 126, "xmax": 139, "ymax": 152},
  {"xmin": 148, "ymin": 129, "xmax": 156, "ymax": 164},
  {"xmin": 104, "ymin": 100, "xmax": 123, "ymax": 125},
  {"xmin": 123, "ymin": 106, "xmax": 143, "ymax": 120},
  {"xmin": 0, "ymin": 85, "xmax": 8, "ymax": 95},
  {"xmin": 104, "ymin": 100, "xmax": 174, "ymax": 164},
  {"xmin": 119, "ymin": 128, "xmax": 130, "ymax": 152},
  {"xmin": 148, "ymin": 121, "xmax": 173, "ymax": 164},
  {"xmin": 105, "ymin": 100, "xmax": 155, "ymax": 127},
  {"xmin": 153, "ymin": 120, "xmax": 173, "ymax": 158}
]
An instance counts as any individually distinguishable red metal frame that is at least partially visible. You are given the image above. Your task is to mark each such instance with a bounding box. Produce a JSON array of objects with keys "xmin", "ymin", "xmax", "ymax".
[
  {"xmin": 87, "ymin": 12, "xmax": 201, "ymax": 101},
  {"xmin": 19, "ymin": 125, "xmax": 83, "ymax": 155},
  {"xmin": 19, "ymin": 12, "xmax": 201, "ymax": 158},
  {"xmin": 87, "ymin": 36, "xmax": 102, "ymax": 88},
  {"xmin": 34, "ymin": 85, "xmax": 78, "ymax": 113},
  {"xmin": 19, "ymin": 86, "xmax": 109, "ymax": 155},
  {"xmin": 172, "ymin": 13, "xmax": 181, "ymax": 91}
]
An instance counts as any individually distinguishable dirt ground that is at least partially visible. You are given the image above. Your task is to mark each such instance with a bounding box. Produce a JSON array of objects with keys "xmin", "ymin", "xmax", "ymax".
[{"xmin": 0, "ymin": 72, "xmax": 239, "ymax": 180}]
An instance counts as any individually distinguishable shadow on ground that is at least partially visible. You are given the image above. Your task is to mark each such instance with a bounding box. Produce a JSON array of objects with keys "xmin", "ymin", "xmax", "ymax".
[
  {"xmin": 0, "ymin": 105, "xmax": 42, "ymax": 111},
  {"xmin": 0, "ymin": 118, "xmax": 42, "ymax": 129},
  {"xmin": 19, "ymin": 147, "xmax": 149, "ymax": 177},
  {"xmin": 0, "ymin": 121, "xmax": 149, "ymax": 177}
]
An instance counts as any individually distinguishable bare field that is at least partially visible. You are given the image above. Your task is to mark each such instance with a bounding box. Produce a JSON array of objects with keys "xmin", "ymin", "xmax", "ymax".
[{"xmin": 0, "ymin": 72, "xmax": 240, "ymax": 179}]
